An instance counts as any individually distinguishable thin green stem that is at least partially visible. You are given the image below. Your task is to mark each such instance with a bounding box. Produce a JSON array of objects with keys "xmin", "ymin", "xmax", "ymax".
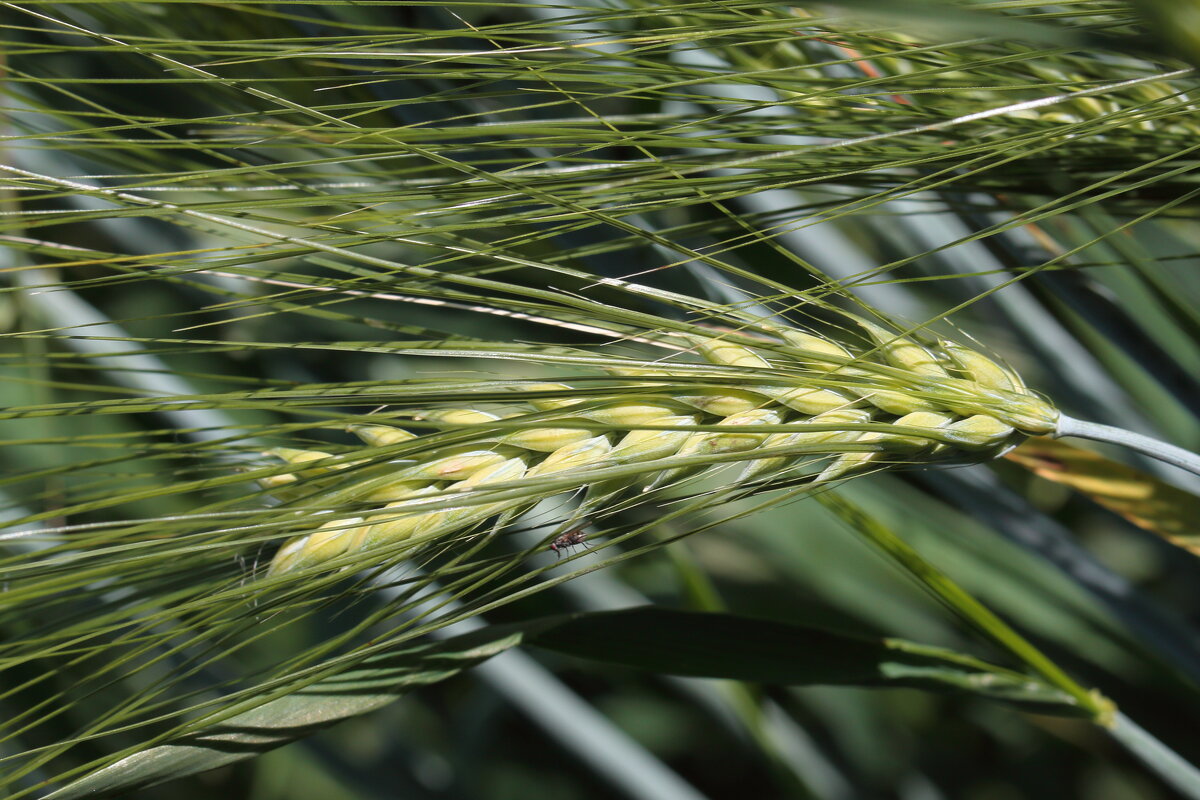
[
  {"xmin": 1055, "ymin": 414, "xmax": 1200, "ymax": 478},
  {"xmin": 819, "ymin": 493, "xmax": 1114, "ymax": 724},
  {"xmin": 1107, "ymin": 713, "xmax": 1200, "ymax": 800}
]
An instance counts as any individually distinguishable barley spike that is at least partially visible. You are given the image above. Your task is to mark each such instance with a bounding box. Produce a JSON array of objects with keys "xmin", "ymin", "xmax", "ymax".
[{"xmin": 259, "ymin": 322, "xmax": 1056, "ymax": 575}]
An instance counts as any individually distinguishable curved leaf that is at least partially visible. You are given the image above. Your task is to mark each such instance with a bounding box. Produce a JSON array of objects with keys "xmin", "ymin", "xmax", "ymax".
[
  {"xmin": 44, "ymin": 629, "xmax": 524, "ymax": 800},
  {"xmin": 527, "ymin": 607, "xmax": 1086, "ymax": 715},
  {"xmin": 1006, "ymin": 437, "xmax": 1200, "ymax": 554},
  {"xmin": 46, "ymin": 606, "xmax": 1089, "ymax": 800}
]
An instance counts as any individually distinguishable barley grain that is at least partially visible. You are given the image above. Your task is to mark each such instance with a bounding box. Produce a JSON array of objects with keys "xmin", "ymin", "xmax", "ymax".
[{"xmin": 260, "ymin": 322, "xmax": 1056, "ymax": 575}]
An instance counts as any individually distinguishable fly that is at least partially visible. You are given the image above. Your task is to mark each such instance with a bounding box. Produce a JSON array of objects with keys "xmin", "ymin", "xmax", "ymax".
[{"xmin": 549, "ymin": 528, "xmax": 589, "ymax": 558}]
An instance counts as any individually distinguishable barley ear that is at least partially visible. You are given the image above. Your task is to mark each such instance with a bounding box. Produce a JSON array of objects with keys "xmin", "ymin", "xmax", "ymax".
[{"xmin": 256, "ymin": 323, "xmax": 1069, "ymax": 576}]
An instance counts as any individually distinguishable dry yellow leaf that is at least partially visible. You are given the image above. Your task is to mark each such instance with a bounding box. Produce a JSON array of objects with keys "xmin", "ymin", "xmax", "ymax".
[{"xmin": 1006, "ymin": 437, "xmax": 1200, "ymax": 555}]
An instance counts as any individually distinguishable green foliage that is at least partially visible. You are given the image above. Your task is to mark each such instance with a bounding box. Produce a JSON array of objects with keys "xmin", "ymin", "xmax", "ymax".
[
  {"xmin": 2, "ymin": 2, "xmax": 1200, "ymax": 799},
  {"xmin": 46, "ymin": 608, "xmax": 1093, "ymax": 800}
]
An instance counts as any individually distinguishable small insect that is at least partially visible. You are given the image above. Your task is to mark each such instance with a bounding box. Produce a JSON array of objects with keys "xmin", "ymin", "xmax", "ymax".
[{"xmin": 549, "ymin": 528, "xmax": 589, "ymax": 558}]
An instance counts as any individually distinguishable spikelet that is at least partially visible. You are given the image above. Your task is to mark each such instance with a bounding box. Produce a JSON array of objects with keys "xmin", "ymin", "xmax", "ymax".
[{"xmin": 260, "ymin": 320, "xmax": 1056, "ymax": 576}]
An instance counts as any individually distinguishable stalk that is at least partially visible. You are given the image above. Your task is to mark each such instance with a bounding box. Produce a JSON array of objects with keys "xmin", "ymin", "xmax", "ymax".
[
  {"xmin": 1055, "ymin": 414, "xmax": 1200, "ymax": 478},
  {"xmin": 818, "ymin": 493, "xmax": 1115, "ymax": 724}
]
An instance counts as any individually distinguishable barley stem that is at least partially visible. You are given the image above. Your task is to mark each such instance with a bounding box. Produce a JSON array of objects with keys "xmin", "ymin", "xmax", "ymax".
[
  {"xmin": 820, "ymin": 493, "xmax": 1115, "ymax": 724},
  {"xmin": 1107, "ymin": 713, "xmax": 1200, "ymax": 800},
  {"xmin": 1055, "ymin": 415, "xmax": 1200, "ymax": 478}
]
